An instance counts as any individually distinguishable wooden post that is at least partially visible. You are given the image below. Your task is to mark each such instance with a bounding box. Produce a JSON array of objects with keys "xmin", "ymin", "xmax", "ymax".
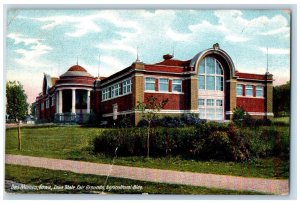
[{"xmin": 17, "ymin": 121, "xmax": 21, "ymax": 151}]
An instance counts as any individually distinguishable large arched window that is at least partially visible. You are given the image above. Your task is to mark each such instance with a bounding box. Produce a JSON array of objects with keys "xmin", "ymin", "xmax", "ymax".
[
  {"xmin": 198, "ymin": 57, "xmax": 223, "ymax": 91},
  {"xmin": 198, "ymin": 56, "xmax": 224, "ymax": 120}
]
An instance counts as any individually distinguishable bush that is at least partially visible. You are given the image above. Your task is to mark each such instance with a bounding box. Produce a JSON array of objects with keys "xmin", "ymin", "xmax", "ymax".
[
  {"xmin": 232, "ymin": 106, "xmax": 245, "ymax": 127},
  {"xmin": 92, "ymin": 122, "xmax": 256, "ymax": 162},
  {"xmin": 137, "ymin": 114, "xmax": 205, "ymax": 128}
]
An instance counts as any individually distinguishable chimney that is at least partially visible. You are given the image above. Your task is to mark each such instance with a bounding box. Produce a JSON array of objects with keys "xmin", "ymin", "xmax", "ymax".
[{"xmin": 163, "ymin": 54, "xmax": 173, "ymax": 60}]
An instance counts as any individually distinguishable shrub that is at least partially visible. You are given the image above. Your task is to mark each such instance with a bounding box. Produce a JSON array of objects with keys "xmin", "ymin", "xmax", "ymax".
[
  {"xmin": 92, "ymin": 122, "xmax": 253, "ymax": 162},
  {"xmin": 232, "ymin": 106, "xmax": 245, "ymax": 127},
  {"xmin": 137, "ymin": 114, "xmax": 205, "ymax": 128}
]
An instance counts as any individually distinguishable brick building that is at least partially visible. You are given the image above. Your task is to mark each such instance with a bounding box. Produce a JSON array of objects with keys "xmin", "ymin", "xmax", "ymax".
[{"xmin": 35, "ymin": 43, "xmax": 273, "ymax": 125}]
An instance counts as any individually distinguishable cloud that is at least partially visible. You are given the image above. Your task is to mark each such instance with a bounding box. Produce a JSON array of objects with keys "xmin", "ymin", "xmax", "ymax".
[
  {"xmin": 7, "ymin": 33, "xmax": 42, "ymax": 45},
  {"xmin": 100, "ymin": 55, "xmax": 128, "ymax": 76},
  {"xmin": 166, "ymin": 28, "xmax": 191, "ymax": 42},
  {"xmin": 29, "ymin": 11, "xmax": 140, "ymax": 38},
  {"xmin": 259, "ymin": 27, "xmax": 290, "ymax": 36},
  {"xmin": 259, "ymin": 47, "xmax": 290, "ymax": 55},
  {"xmin": 225, "ymin": 35, "xmax": 249, "ymax": 42},
  {"xmin": 189, "ymin": 10, "xmax": 290, "ymax": 42},
  {"xmin": 97, "ymin": 41, "xmax": 136, "ymax": 56}
]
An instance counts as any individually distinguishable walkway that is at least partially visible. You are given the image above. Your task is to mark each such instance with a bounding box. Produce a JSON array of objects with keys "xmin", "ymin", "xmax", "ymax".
[{"xmin": 5, "ymin": 154, "xmax": 289, "ymax": 195}]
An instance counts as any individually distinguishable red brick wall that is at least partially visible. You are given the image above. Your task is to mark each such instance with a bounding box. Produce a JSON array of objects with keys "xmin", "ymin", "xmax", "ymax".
[
  {"xmin": 101, "ymin": 94, "xmax": 133, "ymax": 114},
  {"xmin": 144, "ymin": 65, "xmax": 184, "ymax": 73},
  {"xmin": 236, "ymin": 97, "xmax": 265, "ymax": 112},
  {"xmin": 144, "ymin": 93, "xmax": 185, "ymax": 110}
]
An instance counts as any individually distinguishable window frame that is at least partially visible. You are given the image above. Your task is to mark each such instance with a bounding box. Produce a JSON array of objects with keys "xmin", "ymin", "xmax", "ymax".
[
  {"xmin": 172, "ymin": 79, "xmax": 182, "ymax": 92},
  {"xmin": 145, "ymin": 77, "xmax": 156, "ymax": 91},
  {"xmin": 246, "ymin": 85, "xmax": 253, "ymax": 96},
  {"xmin": 198, "ymin": 57, "xmax": 224, "ymax": 91},
  {"xmin": 256, "ymin": 85, "xmax": 264, "ymax": 97},
  {"xmin": 236, "ymin": 84, "xmax": 243, "ymax": 96},
  {"xmin": 159, "ymin": 78, "xmax": 169, "ymax": 92}
]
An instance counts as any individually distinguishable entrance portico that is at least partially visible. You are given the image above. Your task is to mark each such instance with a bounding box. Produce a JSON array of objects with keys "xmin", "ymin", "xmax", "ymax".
[{"xmin": 55, "ymin": 87, "xmax": 92, "ymax": 123}]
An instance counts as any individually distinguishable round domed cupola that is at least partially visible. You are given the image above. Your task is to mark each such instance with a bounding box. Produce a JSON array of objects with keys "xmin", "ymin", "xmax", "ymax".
[{"xmin": 60, "ymin": 64, "xmax": 93, "ymax": 77}]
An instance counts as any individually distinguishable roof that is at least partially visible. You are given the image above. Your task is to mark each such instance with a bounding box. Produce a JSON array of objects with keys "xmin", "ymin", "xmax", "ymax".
[
  {"xmin": 60, "ymin": 64, "xmax": 93, "ymax": 77},
  {"xmin": 155, "ymin": 59, "xmax": 191, "ymax": 67},
  {"xmin": 68, "ymin": 65, "xmax": 88, "ymax": 72},
  {"xmin": 235, "ymin": 71, "xmax": 268, "ymax": 80}
]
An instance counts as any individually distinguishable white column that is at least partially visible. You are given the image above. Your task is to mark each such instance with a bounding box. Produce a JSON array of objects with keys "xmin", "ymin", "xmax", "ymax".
[
  {"xmin": 87, "ymin": 90, "xmax": 91, "ymax": 114},
  {"xmin": 59, "ymin": 90, "xmax": 62, "ymax": 113},
  {"xmin": 56, "ymin": 92, "xmax": 59, "ymax": 114},
  {"xmin": 72, "ymin": 89, "xmax": 76, "ymax": 114}
]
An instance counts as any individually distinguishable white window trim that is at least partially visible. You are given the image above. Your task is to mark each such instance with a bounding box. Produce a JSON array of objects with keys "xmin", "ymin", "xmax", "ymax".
[
  {"xmin": 198, "ymin": 98, "xmax": 224, "ymax": 121},
  {"xmin": 172, "ymin": 79, "xmax": 182, "ymax": 92},
  {"xmin": 102, "ymin": 78, "xmax": 132, "ymax": 102},
  {"xmin": 145, "ymin": 77, "xmax": 156, "ymax": 91},
  {"xmin": 198, "ymin": 57, "xmax": 224, "ymax": 91},
  {"xmin": 245, "ymin": 84, "xmax": 253, "ymax": 97},
  {"xmin": 236, "ymin": 84, "xmax": 243, "ymax": 96},
  {"xmin": 159, "ymin": 78, "xmax": 169, "ymax": 92},
  {"xmin": 256, "ymin": 86, "xmax": 264, "ymax": 98}
]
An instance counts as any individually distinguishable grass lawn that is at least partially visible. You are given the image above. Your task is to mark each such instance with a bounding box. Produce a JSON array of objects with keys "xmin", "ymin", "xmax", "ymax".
[
  {"xmin": 5, "ymin": 164, "xmax": 267, "ymax": 194},
  {"xmin": 5, "ymin": 125, "xmax": 289, "ymax": 179},
  {"xmin": 272, "ymin": 117, "xmax": 290, "ymax": 125}
]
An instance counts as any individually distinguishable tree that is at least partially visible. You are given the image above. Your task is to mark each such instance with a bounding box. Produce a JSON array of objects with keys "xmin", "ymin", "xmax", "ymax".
[
  {"xmin": 273, "ymin": 81, "xmax": 290, "ymax": 117},
  {"xmin": 6, "ymin": 81, "xmax": 29, "ymax": 151},
  {"xmin": 6, "ymin": 81, "xmax": 29, "ymax": 121},
  {"xmin": 136, "ymin": 95, "xmax": 168, "ymax": 158},
  {"xmin": 30, "ymin": 103, "xmax": 36, "ymax": 118}
]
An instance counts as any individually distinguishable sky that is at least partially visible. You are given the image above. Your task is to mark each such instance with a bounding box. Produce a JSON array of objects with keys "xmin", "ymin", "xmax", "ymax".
[{"xmin": 5, "ymin": 9, "xmax": 291, "ymax": 104}]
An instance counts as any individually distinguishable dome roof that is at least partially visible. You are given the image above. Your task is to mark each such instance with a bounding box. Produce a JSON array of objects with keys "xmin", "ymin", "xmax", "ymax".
[
  {"xmin": 60, "ymin": 64, "xmax": 93, "ymax": 77},
  {"xmin": 67, "ymin": 65, "xmax": 88, "ymax": 72}
]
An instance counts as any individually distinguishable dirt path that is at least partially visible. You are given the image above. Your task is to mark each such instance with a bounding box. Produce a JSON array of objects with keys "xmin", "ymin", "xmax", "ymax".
[{"xmin": 5, "ymin": 154, "xmax": 289, "ymax": 195}]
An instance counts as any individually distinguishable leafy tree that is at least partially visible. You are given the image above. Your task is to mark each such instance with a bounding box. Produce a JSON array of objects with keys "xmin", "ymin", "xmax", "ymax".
[
  {"xmin": 6, "ymin": 81, "xmax": 29, "ymax": 121},
  {"xmin": 273, "ymin": 81, "xmax": 290, "ymax": 117},
  {"xmin": 136, "ymin": 95, "xmax": 168, "ymax": 158},
  {"xmin": 30, "ymin": 103, "xmax": 36, "ymax": 117}
]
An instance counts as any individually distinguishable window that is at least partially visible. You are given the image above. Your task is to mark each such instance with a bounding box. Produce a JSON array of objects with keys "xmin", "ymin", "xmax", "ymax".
[
  {"xmin": 206, "ymin": 108, "xmax": 215, "ymax": 120},
  {"xmin": 159, "ymin": 78, "xmax": 169, "ymax": 92},
  {"xmin": 41, "ymin": 102, "xmax": 44, "ymax": 110},
  {"xmin": 198, "ymin": 56, "xmax": 223, "ymax": 91},
  {"xmin": 198, "ymin": 56, "xmax": 225, "ymax": 121},
  {"xmin": 199, "ymin": 60, "xmax": 205, "ymax": 74},
  {"xmin": 256, "ymin": 86, "xmax": 263, "ymax": 97},
  {"xmin": 246, "ymin": 85, "xmax": 253, "ymax": 96},
  {"xmin": 206, "ymin": 57, "xmax": 215, "ymax": 74},
  {"xmin": 102, "ymin": 88, "xmax": 109, "ymax": 100},
  {"xmin": 198, "ymin": 75, "xmax": 205, "ymax": 89},
  {"xmin": 172, "ymin": 79, "xmax": 182, "ymax": 92},
  {"xmin": 216, "ymin": 100, "xmax": 223, "ymax": 106},
  {"xmin": 111, "ymin": 84, "xmax": 120, "ymax": 98},
  {"xmin": 206, "ymin": 76, "xmax": 215, "ymax": 90},
  {"xmin": 122, "ymin": 79, "xmax": 132, "ymax": 94},
  {"xmin": 236, "ymin": 84, "xmax": 243, "ymax": 96},
  {"xmin": 198, "ymin": 97, "xmax": 224, "ymax": 120},
  {"xmin": 216, "ymin": 76, "xmax": 223, "ymax": 91},
  {"xmin": 207, "ymin": 99, "xmax": 214, "ymax": 106},
  {"xmin": 145, "ymin": 77, "xmax": 155, "ymax": 91},
  {"xmin": 198, "ymin": 99, "xmax": 205, "ymax": 106}
]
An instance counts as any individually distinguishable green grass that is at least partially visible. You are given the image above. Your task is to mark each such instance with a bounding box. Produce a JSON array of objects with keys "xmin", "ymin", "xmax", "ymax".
[
  {"xmin": 5, "ymin": 164, "xmax": 267, "ymax": 194},
  {"xmin": 5, "ymin": 126, "xmax": 289, "ymax": 179},
  {"xmin": 272, "ymin": 117, "xmax": 290, "ymax": 126}
]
